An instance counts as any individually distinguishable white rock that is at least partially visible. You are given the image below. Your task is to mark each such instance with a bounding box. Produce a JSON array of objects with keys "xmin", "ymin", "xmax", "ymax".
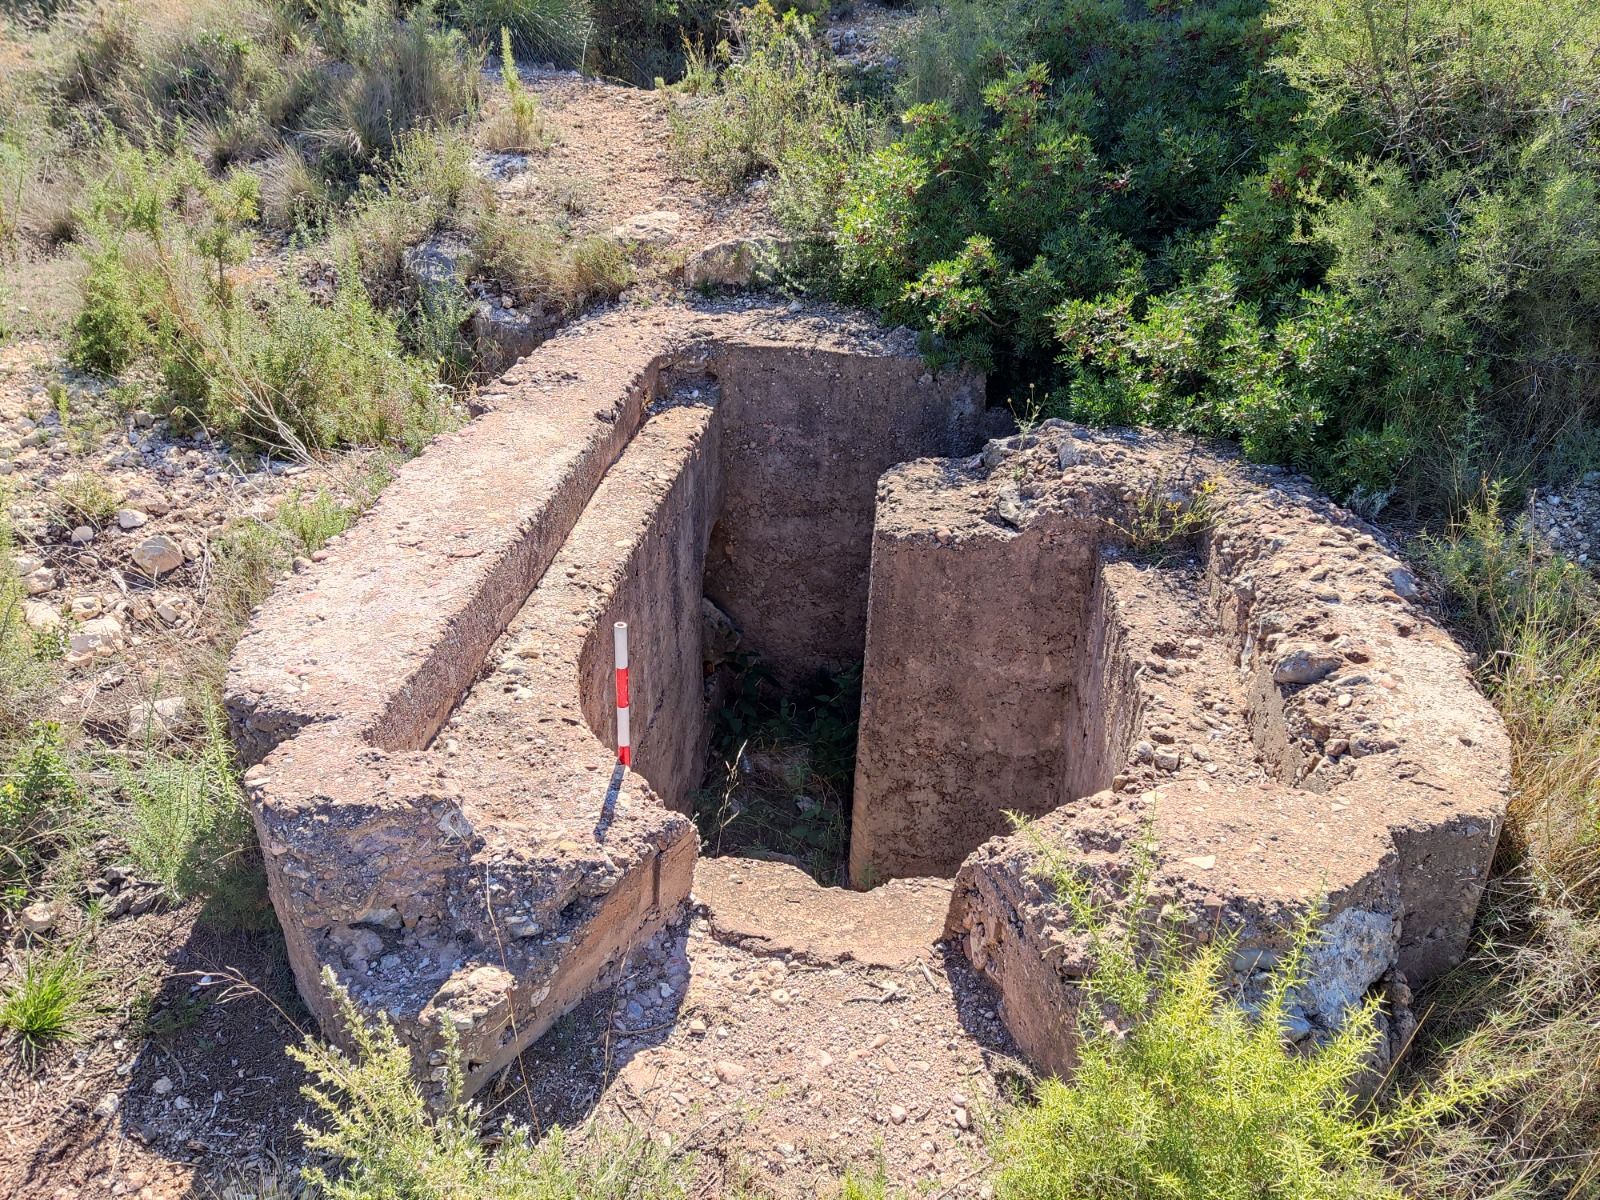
[
  {"xmin": 70, "ymin": 525, "xmax": 95, "ymax": 545},
  {"xmin": 126, "ymin": 697, "xmax": 188, "ymax": 742},
  {"xmin": 609, "ymin": 209, "xmax": 682, "ymax": 245},
  {"xmin": 116, "ymin": 508, "xmax": 149, "ymax": 530},
  {"xmin": 22, "ymin": 600, "xmax": 61, "ymax": 631},
  {"xmin": 23, "ymin": 567, "xmax": 55, "ymax": 596},
  {"xmin": 14, "ymin": 553, "xmax": 43, "ymax": 576},
  {"xmin": 132, "ymin": 534, "xmax": 184, "ymax": 576},
  {"xmin": 20, "ymin": 899, "xmax": 65, "ymax": 935},
  {"xmin": 69, "ymin": 614, "xmax": 124, "ymax": 659}
]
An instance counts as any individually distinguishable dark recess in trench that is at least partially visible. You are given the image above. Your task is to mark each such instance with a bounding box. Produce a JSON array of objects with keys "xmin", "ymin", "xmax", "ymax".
[{"xmin": 692, "ymin": 650, "xmax": 862, "ymax": 886}]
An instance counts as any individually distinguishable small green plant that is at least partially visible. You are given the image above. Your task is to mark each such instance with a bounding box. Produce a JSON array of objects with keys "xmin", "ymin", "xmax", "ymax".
[
  {"xmin": 0, "ymin": 939, "xmax": 97, "ymax": 1065},
  {"xmin": 1110, "ymin": 475, "xmax": 1223, "ymax": 563},
  {"xmin": 290, "ymin": 969, "xmax": 693, "ymax": 1198},
  {"xmin": 1, "ymin": 496, "xmax": 61, "ymax": 735},
  {"xmin": 479, "ymin": 26, "xmax": 550, "ymax": 152},
  {"xmin": 53, "ymin": 473, "xmax": 121, "ymax": 528},
  {"xmin": 114, "ymin": 699, "xmax": 251, "ymax": 904},
  {"xmin": 993, "ymin": 823, "xmax": 1492, "ymax": 1200},
  {"xmin": 695, "ymin": 660, "xmax": 860, "ymax": 883},
  {"xmin": 277, "ymin": 488, "xmax": 357, "ymax": 556},
  {"xmin": 1, "ymin": 722, "xmax": 82, "ymax": 897}
]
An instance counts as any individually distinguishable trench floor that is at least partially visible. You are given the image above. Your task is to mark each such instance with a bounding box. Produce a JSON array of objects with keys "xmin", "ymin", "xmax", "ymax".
[{"xmin": 490, "ymin": 858, "xmax": 1029, "ymax": 1198}]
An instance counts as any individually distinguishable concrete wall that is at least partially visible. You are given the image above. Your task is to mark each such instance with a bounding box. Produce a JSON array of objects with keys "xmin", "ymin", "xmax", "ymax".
[
  {"xmin": 706, "ymin": 346, "xmax": 983, "ymax": 687},
  {"xmin": 850, "ymin": 512, "xmax": 1100, "ymax": 884},
  {"xmin": 577, "ymin": 405, "xmax": 724, "ymax": 811}
]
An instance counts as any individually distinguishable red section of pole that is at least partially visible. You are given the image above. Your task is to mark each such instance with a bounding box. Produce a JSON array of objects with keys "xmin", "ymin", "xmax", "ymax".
[{"xmin": 614, "ymin": 622, "xmax": 630, "ymax": 767}]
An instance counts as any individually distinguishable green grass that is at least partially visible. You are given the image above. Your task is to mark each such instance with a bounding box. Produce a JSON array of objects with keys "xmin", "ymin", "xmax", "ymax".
[{"xmin": 0, "ymin": 939, "xmax": 97, "ymax": 1065}]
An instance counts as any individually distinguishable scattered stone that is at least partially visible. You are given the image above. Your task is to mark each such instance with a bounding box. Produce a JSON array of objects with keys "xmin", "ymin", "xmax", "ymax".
[
  {"xmin": 68, "ymin": 615, "xmax": 123, "ymax": 661},
  {"xmin": 131, "ymin": 534, "xmax": 184, "ymax": 577},
  {"xmin": 714, "ymin": 1060, "xmax": 747, "ymax": 1085},
  {"xmin": 22, "ymin": 599, "xmax": 61, "ymax": 631},
  {"xmin": 125, "ymin": 697, "xmax": 188, "ymax": 743},
  {"xmin": 1271, "ymin": 647, "xmax": 1343, "ymax": 686},
  {"xmin": 151, "ymin": 1076, "xmax": 174, "ymax": 1096},
  {"xmin": 70, "ymin": 525, "xmax": 94, "ymax": 545},
  {"xmin": 20, "ymin": 899, "xmax": 65, "ymax": 935},
  {"xmin": 23, "ymin": 566, "xmax": 55, "ymax": 596},
  {"xmin": 609, "ymin": 210, "xmax": 682, "ymax": 245},
  {"xmin": 115, "ymin": 508, "xmax": 149, "ymax": 530}
]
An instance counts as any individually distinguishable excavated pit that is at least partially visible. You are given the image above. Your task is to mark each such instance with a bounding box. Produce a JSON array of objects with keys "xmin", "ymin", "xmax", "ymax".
[
  {"xmin": 225, "ymin": 301, "xmax": 984, "ymax": 1098},
  {"xmin": 226, "ymin": 301, "xmax": 1509, "ymax": 1101}
]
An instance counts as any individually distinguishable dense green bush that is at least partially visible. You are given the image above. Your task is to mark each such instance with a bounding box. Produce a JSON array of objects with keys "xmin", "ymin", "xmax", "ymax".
[{"xmin": 739, "ymin": 0, "xmax": 1600, "ymax": 516}]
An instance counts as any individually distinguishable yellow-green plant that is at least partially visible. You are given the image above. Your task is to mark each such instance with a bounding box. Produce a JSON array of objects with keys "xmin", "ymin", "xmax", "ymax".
[
  {"xmin": 993, "ymin": 824, "xmax": 1491, "ymax": 1200},
  {"xmin": 289, "ymin": 970, "xmax": 692, "ymax": 1198}
]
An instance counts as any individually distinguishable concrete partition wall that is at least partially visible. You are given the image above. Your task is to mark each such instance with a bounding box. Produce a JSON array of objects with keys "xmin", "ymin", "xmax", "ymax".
[
  {"xmin": 706, "ymin": 346, "xmax": 984, "ymax": 687},
  {"xmin": 849, "ymin": 516, "xmax": 1103, "ymax": 884}
]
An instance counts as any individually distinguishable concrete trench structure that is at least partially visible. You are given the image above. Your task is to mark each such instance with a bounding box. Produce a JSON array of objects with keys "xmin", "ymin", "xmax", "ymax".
[{"xmin": 227, "ymin": 299, "xmax": 1510, "ymax": 1098}]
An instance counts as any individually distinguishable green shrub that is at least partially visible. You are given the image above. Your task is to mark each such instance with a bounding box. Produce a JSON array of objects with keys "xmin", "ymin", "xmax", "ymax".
[
  {"xmin": 0, "ymin": 502, "xmax": 60, "ymax": 741},
  {"xmin": 114, "ymin": 699, "xmax": 252, "ymax": 904},
  {"xmin": 1, "ymin": 723, "xmax": 82, "ymax": 901},
  {"xmin": 68, "ymin": 243, "xmax": 152, "ymax": 375},
  {"xmin": 310, "ymin": 3, "xmax": 481, "ymax": 174},
  {"xmin": 277, "ymin": 487, "xmax": 356, "ymax": 555},
  {"xmin": 226, "ymin": 278, "xmax": 455, "ymax": 453},
  {"xmin": 669, "ymin": 2, "xmax": 857, "ymax": 197},
  {"xmin": 289, "ymin": 970, "xmax": 693, "ymax": 1198},
  {"xmin": 450, "ymin": 0, "xmax": 592, "ymax": 61},
  {"xmin": 468, "ymin": 207, "xmax": 631, "ymax": 311},
  {"xmin": 479, "ymin": 25, "xmax": 551, "ymax": 152},
  {"xmin": 53, "ymin": 473, "xmax": 122, "ymax": 527},
  {"xmin": 993, "ymin": 826, "xmax": 1488, "ymax": 1200}
]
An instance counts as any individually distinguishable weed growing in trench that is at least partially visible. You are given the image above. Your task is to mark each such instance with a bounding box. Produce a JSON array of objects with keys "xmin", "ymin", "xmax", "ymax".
[{"xmin": 695, "ymin": 658, "xmax": 860, "ymax": 883}]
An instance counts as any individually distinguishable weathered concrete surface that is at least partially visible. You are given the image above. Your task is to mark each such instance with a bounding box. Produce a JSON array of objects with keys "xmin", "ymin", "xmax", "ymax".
[
  {"xmin": 852, "ymin": 424, "xmax": 1510, "ymax": 1075},
  {"xmin": 705, "ymin": 345, "xmax": 983, "ymax": 686},
  {"xmin": 225, "ymin": 300, "xmax": 983, "ymax": 1099},
  {"xmin": 694, "ymin": 857, "xmax": 952, "ymax": 969}
]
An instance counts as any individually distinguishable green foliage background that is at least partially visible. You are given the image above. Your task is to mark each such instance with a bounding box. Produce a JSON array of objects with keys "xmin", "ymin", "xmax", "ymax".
[{"xmin": 759, "ymin": 0, "xmax": 1600, "ymax": 517}]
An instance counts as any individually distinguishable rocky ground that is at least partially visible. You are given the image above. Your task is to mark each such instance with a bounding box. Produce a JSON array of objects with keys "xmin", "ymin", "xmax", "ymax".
[{"xmin": 1530, "ymin": 473, "xmax": 1600, "ymax": 571}]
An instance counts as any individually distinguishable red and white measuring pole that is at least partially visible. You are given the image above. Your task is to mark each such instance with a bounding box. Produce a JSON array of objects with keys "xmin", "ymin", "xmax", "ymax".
[{"xmin": 614, "ymin": 621, "xmax": 631, "ymax": 767}]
